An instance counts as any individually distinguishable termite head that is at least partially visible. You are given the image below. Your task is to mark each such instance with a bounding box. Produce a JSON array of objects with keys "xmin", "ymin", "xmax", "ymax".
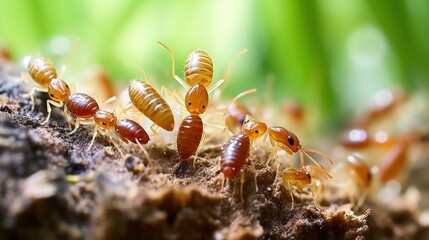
[
  {"xmin": 95, "ymin": 110, "xmax": 117, "ymax": 130},
  {"xmin": 185, "ymin": 83, "xmax": 209, "ymax": 114},
  {"xmin": 268, "ymin": 126, "xmax": 301, "ymax": 154},
  {"xmin": 47, "ymin": 78, "xmax": 71, "ymax": 102},
  {"xmin": 281, "ymin": 167, "xmax": 312, "ymax": 191},
  {"xmin": 242, "ymin": 115, "xmax": 267, "ymax": 139}
]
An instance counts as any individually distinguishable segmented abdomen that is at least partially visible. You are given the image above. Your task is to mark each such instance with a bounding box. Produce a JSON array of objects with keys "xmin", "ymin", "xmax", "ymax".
[
  {"xmin": 66, "ymin": 93, "xmax": 99, "ymax": 118},
  {"xmin": 221, "ymin": 133, "xmax": 250, "ymax": 179},
  {"xmin": 128, "ymin": 80, "xmax": 174, "ymax": 131},
  {"xmin": 28, "ymin": 57, "xmax": 57, "ymax": 86},
  {"xmin": 177, "ymin": 114, "xmax": 203, "ymax": 160},
  {"xmin": 185, "ymin": 50, "xmax": 213, "ymax": 88},
  {"xmin": 115, "ymin": 119, "xmax": 150, "ymax": 144}
]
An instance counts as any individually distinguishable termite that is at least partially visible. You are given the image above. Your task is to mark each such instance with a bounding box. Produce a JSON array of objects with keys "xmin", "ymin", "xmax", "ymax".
[
  {"xmin": 281, "ymin": 167, "xmax": 312, "ymax": 208},
  {"xmin": 157, "ymin": 41, "xmax": 248, "ymax": 162},
  {"xmin": 328, "ymin": 154, "xmax": 372, "ymax": 209},
  {"xmin": 27, "ymin": 57, "xmax": 71, "ymax": 124},
  {"xmin": 282, "ymin": 166, "xmax": 329, "ymax": 209},
  {"xmin": 26, "ymin": 39, "xmax": 79, "ymax": 124},
  {"xmin": 221, "ymin": 116, "xmax": 267, "ymax": 201},
  {"xmin": 267, "ymin": 126, "xmax": 333, "ymax": 180},
  {"xmin": 90, "ymin": 109, "xmax": 151, "ymax": 164},
  {"xmin": 128, "ymin": 79, "xmax": 174, "ymax": 132},
  {"xmin": 68, "ymin": 97, "xmax": 151, "ymax": 165}
]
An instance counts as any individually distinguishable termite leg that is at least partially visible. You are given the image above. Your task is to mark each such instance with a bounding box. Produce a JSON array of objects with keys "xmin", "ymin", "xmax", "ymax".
[
  {"xmin": 311, "ymin": 179, "xmax": 323, "ymax": 210},
  {"xmin": 355, "ymin": 191, "xmax": 368, "ymax": 210},
  {"xmin": 162, "ymin": 85, "xmax": 187, "ymax": 114},
  {"xmin": 192, "ymin": 132, "xmax": 205, "ymax": 170},
  {"xmin": 110, "ymin": 136, "xmax": 124, "ymax": 157},
  {"xmin": 41, "ymin": 100, "xmax": 64, "ymax": 125},
  {"xmin": 300, "ymin": 150, "xmax": 332, "ymax": 179},
  {"xmin": 156, "ymin": 40, "xmax": 188, "ymax": 90},
  {"xmin": 250, "ymin": 160, "xmax": 258, "ymax": 192},
  {"xmin": 201, "ymin": 120, "xmax": 227, "ymax": 144},
  {"xmin": 240, "ymin": 170, "xmax": 245, "ymax": 203},
  {"xmin": 68, "ymin": 118, "xmax": 80, "ymax": 135},
  {"xmin": 136, "ymin": 139, "xmax": 154, "ymax": 173},
  {"xmin": 288, "ymin": 182, "xmax": 295, "ymax": 210},
  {"xmin": 150, "ymin": 124, "xmax": 166, "ymax": 153},
  {"xmin": 59, "ymin": 38, "xmax": 80, "ymax": 78},
  {"xmin": 87, "ymin": 127, "xmax": 99, "ymax": 151},
  {"xmin": 28, "ymin": 86, "xmax": 48, "ymax": 112},
  {"xmin": 207, "ymin": 49, "xmax": 248, "ymax": 94}
]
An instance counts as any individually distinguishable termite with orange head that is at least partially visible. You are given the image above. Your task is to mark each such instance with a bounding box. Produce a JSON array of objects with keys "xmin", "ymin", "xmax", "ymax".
[
  {"xmin": 221, "ymin": 116, "xmax": 267, "ymax": 201},
  {"xmin": 26, "ymin": 39, "xmax": 79, "ymax": 124},
  {"xmin": 27, "ymin": 57, "xmax": 72, "ymax": 124},
  {"xmin": 91, "ymin": 110, "xmax": 152, "ymax": 167},
  {"xmin": 281, "ymin": 167, "xmax": 313, "ymax": 209},
  {"xmin": 65, "ymin": 93, "xmax": 152, "ymax": 165},
  {"xmin": 157, "ymin": 41, "xmax": 248, "ymax": 162},
  {"xmin": 267, "ymin": 126, "xmax": 333, "ymax": 181}
]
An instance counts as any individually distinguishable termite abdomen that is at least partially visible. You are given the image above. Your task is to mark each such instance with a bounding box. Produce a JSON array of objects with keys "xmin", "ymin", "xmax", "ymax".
[
  {"xmin": 221, "ymin": 133, "xmax": 250, "ymax": 179},
  {"xmin": 177, "ymin": 114, "xmax": 203, "ymax": 160},
  {"xmin": 184, "ymin": 50, "xmax": 213, "ymax": 88},
  {"xmin": 66, "ymin": 93, "xmax": 99, "ymax": 118},
  {"xmin": 115, "ymin": 119, "xmax": 150, "ymax": 144},
  {"xmin": 28, "ymin": 57, "xmax": 57, "ymax": 86},
  {"xmin": 128, "ymin": 80, "xmax": 174, "ymax": 131}
]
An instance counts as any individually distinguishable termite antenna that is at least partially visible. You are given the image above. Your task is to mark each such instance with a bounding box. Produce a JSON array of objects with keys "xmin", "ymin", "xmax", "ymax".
[
  {"xmin": 59, "ymin": 38, "xmax": 80, "ymax": 78},
  {"xmin": 231, "ymin": 88, "xmax": 257, "ymax": 103},
  {"xmin": 299, "ymin": 150, "xmax": 332, "ymax": 179},
  {"xmin": 301, "ymin": 147, "xmax": 334, "ymax": 165},
  {"xmin": 157, "ymin": 40, "xmax": 188, "ymax": 90},
  {"xmin": 207, "ymin": 48, "xmax": 247, "ymax": 94}
]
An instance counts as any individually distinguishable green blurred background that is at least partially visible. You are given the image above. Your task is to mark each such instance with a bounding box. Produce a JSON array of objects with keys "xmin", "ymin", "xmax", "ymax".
[{"xmin": 1, "ymin": 0, "xmax": 428, "ymax": 133}]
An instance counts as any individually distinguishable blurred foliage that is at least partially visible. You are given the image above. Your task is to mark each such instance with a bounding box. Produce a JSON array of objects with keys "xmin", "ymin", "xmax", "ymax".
[{"xmin": 1, "ymin": 0, "xmax": 429, "ymax": 132}]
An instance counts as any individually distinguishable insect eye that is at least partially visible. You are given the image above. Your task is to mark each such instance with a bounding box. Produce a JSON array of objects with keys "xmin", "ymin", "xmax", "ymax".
[
  {"xmin": 306, "ymin": 171, "xmax": 311, "ymax": 179},
  {"xmin": 65, "ymin": 84, "xmax": 70, "ymax": 89},
  {"xmin": 255, "ymin": 130, "xmax": 259, "ymax": 134},
  {"xmin": 50, "ymin": 93, "xmax": 54, "ymax": 97},
  {"xmin": 287, "ymin": 135, "xmax": 295, "ymax": 146},
  {"xmin": 188, "ymin": 102, "xmax": 192, "ymax": 106},
  {"xmin": 102, "ymin": 122, "xmax": 107, "ymax": 125},
  {"xmin": 202, "ymin": 105, "xmax": 206, "ymax": 109}
]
